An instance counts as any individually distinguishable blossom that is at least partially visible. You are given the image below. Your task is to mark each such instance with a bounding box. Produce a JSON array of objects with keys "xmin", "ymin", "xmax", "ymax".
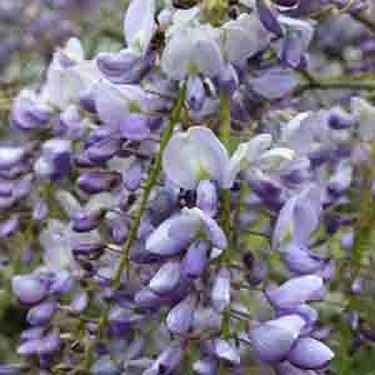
[{"xmin": 163, "ymin": 126, "xmax": 230, "ymax": 189}]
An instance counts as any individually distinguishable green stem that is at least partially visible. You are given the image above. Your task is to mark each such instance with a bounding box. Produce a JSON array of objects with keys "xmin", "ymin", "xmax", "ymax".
[
  {"xmin": 351, "ymin": 159, "xmax": 375, "ymax": 277},
  {"xmin": 112, "ymin": 83, "xmax": 186, "ymax": 288},
  {"xmin": 219, "ymin": 90, "xmax": 233, "ymax": 264},
  {"xmin": 218, "ymin": 89, "xmax": 234, "ymax": 347},
  {"xmin": 81, "ymin": 83, "xmax": 186, "ymax": 372},
  {"xmin": 351, "ymin": 12, "xmax": 375, "ymax": 33},
  {"xmin": 219, "ymin": 89, "xmax": 232, "ymax": 152}
]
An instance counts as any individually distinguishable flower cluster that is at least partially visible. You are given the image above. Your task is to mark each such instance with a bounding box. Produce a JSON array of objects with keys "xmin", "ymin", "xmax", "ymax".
[{"xmin": 1, "ymin": 0, "xmax": 375, "ymax": 374}]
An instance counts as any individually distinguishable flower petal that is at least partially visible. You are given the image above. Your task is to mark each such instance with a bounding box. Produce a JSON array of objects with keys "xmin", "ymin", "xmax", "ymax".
[{"xmin": 287, "ymin": 337, "xmax": 334, "ymax": 369}]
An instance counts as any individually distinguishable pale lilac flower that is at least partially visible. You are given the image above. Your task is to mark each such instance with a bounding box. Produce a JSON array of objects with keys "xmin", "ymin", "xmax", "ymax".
[
  {"xmin": 163, "ymin": 126, "xmax": 230, "ymax": 189},
  {"xmin": 273, "ymin": 184, "xmax": 322, "ymax": 247},
  {"xmin": 12, "ymin": 275, "xmax": 48, "ymax": 305},
  {"xmin": 161, "ymin": 24, "xmax": 224, "ymax": 80},
  {"xmin": 166, "ymin": 294, "xmax": 196, "ymax": 334},
  {"xmin": 211, "ymin": 268, "xmax": 231, "ymax": 313},
  {"xmin": 266, "ymin": 275, "xmax": 325, "ymax": 309},
  {"xmin": 249, "ymin": 314, "xmax": 305, "ymax": 362},
  {"xmin": 287, "ymin": 337, "xmax": 334, "ymax": 369},
  {"xmin": 124, "ymin": 0, "xmax": 155, "ymax": 56},
  {"xmin": 249, "ymin": 68, "xmax": 300, "ymax": 100},
  {"xmin": 146, "ymin": 207, "xmax": 227, "ymax": 255},
  {"xmin": 222, "ymin": 13, "xmax": 271, "ymax": 64}
]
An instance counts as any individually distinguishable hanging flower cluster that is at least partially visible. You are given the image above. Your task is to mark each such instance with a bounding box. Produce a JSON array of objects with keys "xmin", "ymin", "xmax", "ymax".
[{"xmin": 1, "ymin": 0, "xmax": 375, "ymax": 374}]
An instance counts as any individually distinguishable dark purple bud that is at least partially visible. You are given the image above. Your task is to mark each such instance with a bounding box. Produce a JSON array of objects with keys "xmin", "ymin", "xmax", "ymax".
[
  {"xmin": 187, "ymin": 75, "xmax": 206, "ymax": 111},
  {"xmin": 181, "ymin": 240, "xmax": 209, "ymax": 278},
  {"xmin": 12, "ymin": 275, "xmax": 48, "ymax": 305},
  {"xmin": 119, "ymin": 113, "xmax": 151, "ymax": 141},
  {"xmin": 0, "ymin": 215, "xmax": 19, "ymax": 238},
  {"xmin": 272, "ymin": 0, "xmax": 299, "ymax": 8},
  {"xmin": 124, "ymin": 160, "xmax": 143, "ymax": 191},
  {"xmin": 50, "ymin": 271, "xmax": 74, "ymax": 295},
  {"xmin": 12, "ymin": 94, "xmax": 52, "ymax": 132},
  {"xmin": 0, "ymin": 180, "xmax": 14, "ymax": 197},
  {"xmin": 80, "ymin": 90, "xmax": 97, "ymax": 113},
  {"xmin": 248, "ymin": 177, "xmax": 283, "ymax": 208},
  {"xmin": 36, "ymin": 140, "xmax": 72, "ymax": 181},
  {"xmin": 257, "ymin": 0, "xmax": 283, "ymax": 36},
  {"xmin": 51, "ymin": 151, "xmax": 72, "ymax": 180},
  {"xmin": 72, "ymin": 242, "xmax": 105, "ymax": 259},
  {"xmin": 86, "ymin": 138, "xmax": 120, "ymax": 163},
  {"xmin": 247, "ymin": 257, "xmax": 268, "ymax": 286},
  {"xmin": 27, "ymin": 300, "xmax": 57, "ymax": 326},
  {"xmin": 96, "ymin": 49, "xmax": 142, "ymax": 84},
  {"xmin": 308, "ymin": 148, "xmax": 333, "ymax": 168},
  {"xmin": 71, "ymin": 210, "xmax": 103, "ymax": 232},
  {"xmin": 78, "ymin": 172, "xmax": 122, "ymax": 194},
  {"xmin": 328, "ymin": 107, "xmax": 355, "ymax": 130}
]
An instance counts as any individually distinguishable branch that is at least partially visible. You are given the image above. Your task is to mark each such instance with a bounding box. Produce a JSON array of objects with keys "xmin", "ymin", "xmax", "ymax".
[
  {"xmin": 294, "ymin": 78, "xmax": 375, "ymax": 96},
  {"xmin": 351, "ymin": 11, "xmax": 375, "ymax": 33}
]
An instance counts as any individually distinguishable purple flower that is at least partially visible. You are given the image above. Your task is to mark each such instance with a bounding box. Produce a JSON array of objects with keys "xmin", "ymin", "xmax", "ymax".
[
  {"xmin": 146, "ymin": 207, "xmax": 227, "ymax": 256},
  {"xmin": 163, "ymin": 126, "xmax": 229, "ymax": 189},
  {"xmin": 181, "ymin": 240, "xmax": 209, "ymax": 278},
  {"xmin": 166, "ymin": 294, "xmax": 196, "ymax": 334},
  {"xmin": 266, "ymin": 275, "xmax": 325, "ymax": 309},
  {"xmin": 124, "ymin": 0, "xmax": 156, "ymax": 56},
  {"xmin": 27, "ymin": 300, "xmax": 57, "ymax": 326},
  {"xmin": 161, "ymin": 24, "xmax": 224, "ymax": 80},
  {"xmin": 273, "ymin": 184, "xmax": 322, "ymax": 247},
  {"xmin": 222, "ymin": 13, "xmax": 271, "ymax": 64},
  {"xmin": 249, "ymin": 68, "xmax": 300, "ymax": 100},
  {"xmin": 277, "ymin": 16, "xmax": 315, "ymax": 68},
  {"xmin": 287, "ymin": 337, "xmax": 334, "ymax": 369},
  {"xmin": 211, "ymin": 268, "xmax": 231, "ymax": 313},
  {"xmin": 249, "ymin": 315, "xmax": 305, "ymax": 362},
  {"xmin": 12, "ymin": 274, "xmax": 48, "ymax": 305},
  {"xmin": 149, "ymin": 261, "xmax": 181, "ymax": 294}
]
